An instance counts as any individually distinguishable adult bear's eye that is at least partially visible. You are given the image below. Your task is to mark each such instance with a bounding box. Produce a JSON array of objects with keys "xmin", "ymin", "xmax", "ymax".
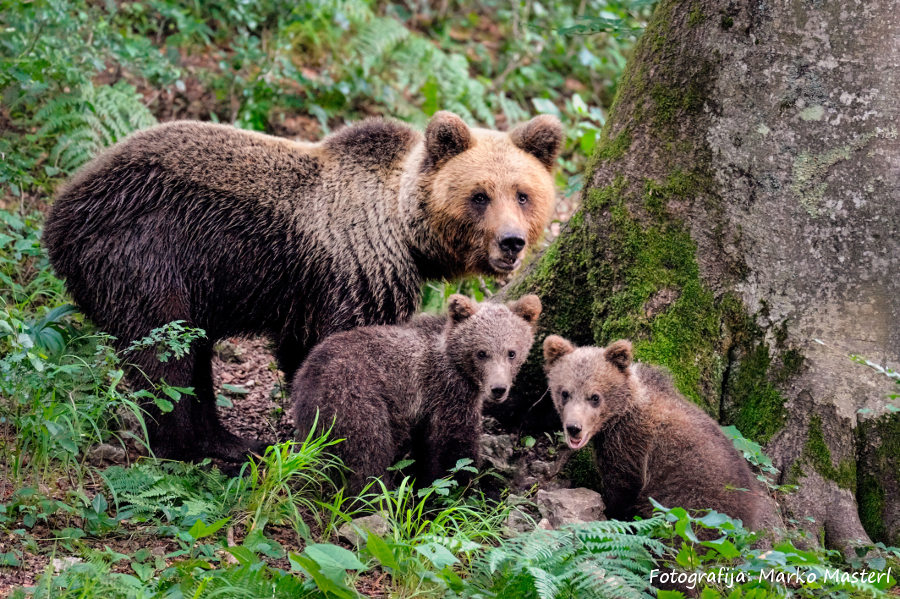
[
  {"xmin": 561, "ymin": 390, "xmax": 570, "ymax": 403},
  {"xmin": 477, "ymin": 350, "xmax": 488, "ymax": 360},
  {"xmin": 517, "ymin": 192, "xmax": 529, "ymax": 205},
  {"xmin": 590, "ymin": 394, "xmax": 601, "ymax": 405},
  {"xmin": 508, "ymin": 350, "xmax": 516, "ymax": 360},
  {"xmin": 471, "ymin": 192, "xmax": 489, "ymax": 205}
]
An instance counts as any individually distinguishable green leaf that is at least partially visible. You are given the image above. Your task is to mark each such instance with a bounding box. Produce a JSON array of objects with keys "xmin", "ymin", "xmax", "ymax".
[
  {"xmin": 91, "ymin": 493, "xmax": 108, "ymax": 514},
  {"xmin": 303, "ymin": 543, "xmax": 366, "ymax": 572},
  {"xmin": 187, "ymin": 517, "xmax": 229, "ymax": 540},
  {"xmin": 366, "ymin": 533, "xmax": 399, "ymax": 571},
  {"xmin": 414, "ymin": 542, "xmax": 458, "ymax": 570},
  {"xmin": 0, "ymin": 552, "xmax": 20, "ymax": 566},
  {"xmin": 227, "ymin": 546, "xmax": 260, "ymax": 566},
  {"xmin": 422, "ymin": 76, "xmax": 439, "ymax": 116},
  {"xmin": 675, "ymin": 542, "xmax": 697, "ymax": 569},
  {"xmin": 701, "ymin": 538, "xmax": 740, "ymax": 559},
  {"xmin": 532, "ymin": 97, "xmax": 560, "ymax": 117},
  {"xmin": 387, "ymin": 459, "xmax": 415, "ymax": 471},
  {"xmin": 222, "ymin": 383, "xmax": 249, "ymax": 395},
  {"xmin": 154, "ymin": 397, "xmax": 174, "ymax": 413},
  {"xmin": 216, "ymin": 394, "xmax": 233, "ymax": 408},
  {"xmin": 658, "ymin": 591, "xmax": 687, "ymax": 599}
]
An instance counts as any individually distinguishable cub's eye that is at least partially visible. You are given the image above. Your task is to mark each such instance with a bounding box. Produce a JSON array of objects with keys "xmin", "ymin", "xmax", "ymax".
[
  {"xmin": 508, "ymin": 350, "xmax": 517, "ymax": 360},
  {"xmin": 476, "ymin": 350, "xmax": 488, "ymax": 360},
  {"xmin": 471, "ymin": 192, "xmax": 489, "ymax": 206},
  {"xmin": 590, "ymin": 394, "xmax": 601, "ymax": 405},
  {"xmin": 517, "ymin": 192, "xmax": 529, "ymax": 205},
  {"xmin": 560, "ymin": 390, "xmax": 570, "ymax": 403}
]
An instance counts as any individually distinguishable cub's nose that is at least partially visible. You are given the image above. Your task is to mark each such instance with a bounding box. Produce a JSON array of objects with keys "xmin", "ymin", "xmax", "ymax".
[
  {"xmin": 566, "ymin": 424, "xmax": 582, "ymax": 438},
  {"xmin": 498, "ymin": 234, "xmax": 526, "ymax": 254},
  {"xmin": 491, "ymin": 385, "xmax": 508, "ymax": 399}
]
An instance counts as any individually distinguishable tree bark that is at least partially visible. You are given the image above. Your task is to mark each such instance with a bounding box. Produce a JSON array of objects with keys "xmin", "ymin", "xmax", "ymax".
[{"xmin": 503, "ymin": 0, "xmax": 900, "ymax": 550}]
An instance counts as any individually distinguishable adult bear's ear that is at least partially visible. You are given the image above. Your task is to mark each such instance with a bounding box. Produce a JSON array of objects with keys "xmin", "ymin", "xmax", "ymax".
[
  {"xmin": 605, "ymin": 339, "xmax": 633, "ymax": 372},
  {"xmin": 425, "ymin": 111, "xmax": 472, "ymax": 169},
  {"xmin": 509, "ymin": 114, "xmax": 563, "ymax": 170},
  {"xmin": 508, "ymin": 294, "xmax": 542, "ymax": 326},
  {"xmin": 543, "ymin": 335, "xmax": 575, "ymax": 369},
  {"xmin": 448, "ymin": 294, "xmax": 477, "ymax": 324}
]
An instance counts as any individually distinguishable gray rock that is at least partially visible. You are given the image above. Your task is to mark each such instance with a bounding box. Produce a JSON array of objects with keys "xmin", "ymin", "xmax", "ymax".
[
  {"xmin": 535, "ymin": 487, "xmax": 606, "ymax": 529},
  {"xmin": 480, "ymin": 433, "xmax": 516, "ymax": 474},
  {"xmin": 214, "ymin": 340, "xmax": 244, "ymax": 363},
  {"xmin": 337, "ymin": 513, "xmax": 390, "ymax": 546},
  {"xmin": 87, "ymin": 443, "xmax": 128, "ymax": 466}
]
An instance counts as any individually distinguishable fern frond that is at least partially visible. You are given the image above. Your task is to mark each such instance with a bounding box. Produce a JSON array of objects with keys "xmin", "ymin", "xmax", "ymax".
[{"xmin": 34, "ymin": 81, "xmax": 156, "ymax": 174}]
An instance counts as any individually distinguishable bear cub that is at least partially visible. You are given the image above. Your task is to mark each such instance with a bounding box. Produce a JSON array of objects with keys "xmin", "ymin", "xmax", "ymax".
[
  {"xmin": 293, "ymin": 294, "xmax": 542, "ymax": 493},
  {"xmin": 543, "ymin": 336, "xmax": 779, "ymax": 531}
]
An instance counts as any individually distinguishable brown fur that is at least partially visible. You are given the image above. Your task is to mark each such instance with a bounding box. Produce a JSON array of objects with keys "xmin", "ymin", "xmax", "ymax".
[
  {"xmin": 543, "ymin": 336, "xmax": 778, "ymax": 531},
  {"xmin": 291, "ymin": 295, "xmax": 541, "ymax": 493},
  {"xmin": 43, "ymin": 113, "xmax": 561, "ymax": 460}
]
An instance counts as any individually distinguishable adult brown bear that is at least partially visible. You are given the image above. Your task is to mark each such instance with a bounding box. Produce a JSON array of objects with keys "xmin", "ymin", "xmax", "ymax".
[{"xmin": 44, "ymin": 112, "xmax": 562, "ymax": 461}]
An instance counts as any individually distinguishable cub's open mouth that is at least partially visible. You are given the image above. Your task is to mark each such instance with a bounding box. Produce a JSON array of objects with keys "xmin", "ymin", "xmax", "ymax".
[{"xmin": 566, "ymin": 435, "xmax": 589, "ymax": 450}]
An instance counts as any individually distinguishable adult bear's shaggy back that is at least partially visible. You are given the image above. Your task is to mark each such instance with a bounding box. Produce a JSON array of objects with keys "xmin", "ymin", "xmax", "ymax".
[{"xmin": 43, "ymin": 113, "xmax": 563, "ymax": 460}]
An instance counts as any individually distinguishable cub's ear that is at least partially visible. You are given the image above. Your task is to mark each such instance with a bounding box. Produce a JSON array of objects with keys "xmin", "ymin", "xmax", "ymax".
[
  {"xmin": 508, "ymin": 294, "xmax": 542, "ymax": 326},
  {"xmin": 448, "ymin": 294, "xmax": 477, "ymax": 323},
  {"xmin": 543, "ymin": 335, "xmax": 575, "ymax": 369},
  {"xmin": 425, "ymin": 111, "xmax": 473, "ymax": 169},
  {"xmin": 605, "ymin": 339, "xmax": 633, "ymax": 372},
  {"xmin": 510, "ymin": 114, "xmax": 564, "ymax": 170}
]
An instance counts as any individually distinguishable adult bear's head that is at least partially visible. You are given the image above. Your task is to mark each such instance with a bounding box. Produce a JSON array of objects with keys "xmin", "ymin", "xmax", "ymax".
[{"xmin": 422, "ymin": 111, "xmax": 562, "ymax": 275}]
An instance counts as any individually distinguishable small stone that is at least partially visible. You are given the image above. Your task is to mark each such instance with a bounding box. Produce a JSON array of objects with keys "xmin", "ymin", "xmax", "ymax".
[
  {"xmin": 51, "ymin": 556, "xmax": 81, "ymax": 573},
  {"xmin": 337, "ymin": 513, "xmax": 390, "ymax": 547},
  {"xmin": 87, "ymin": 443, "xmax": 128, "ymax": 466},
  {"xmin": 214, "ymin": 340, "xmax": 245, "ymax": 363},
  {"xmin": 536, "ymin": 487, "xmax": 606, "ymax": 529},
  {"xmin": 505, "ymin": 508, "xmax": 536, "ymax": 535},
  {"xmin": 480, "ymin": 433, "xmax": 516, "ymax": 474}
]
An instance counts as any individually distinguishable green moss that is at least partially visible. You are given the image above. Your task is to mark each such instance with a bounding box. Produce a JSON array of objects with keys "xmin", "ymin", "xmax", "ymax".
[
  {"xmin": 584, "ymin": 131, "xmax": 632, "ymax": 184},
  {"xmin": 687, "ymin": 4, "xmax": 705, "ymax": 26},
  {"xmin": 857, "ymin": 473, "xmax": 886, "ymax": 542},
  {"xmin": 803, "ymin": 415, "xmax": 856, "ymax": 491},
  {"xmin": 587, "ymin": 192, "xmax": 724, "ymax": 414},
  {"xmin": 596, "ymin": 130, "xmax": 632, "ymax": 162},
  {"xmin": 855, "ymin": 413, "xmax": 900, "ymax": 544},
  {"xmin": 644, "ymin": 169, "xmax": 712, "ymax": 218},
  {"xmin": 562, "ymin": 446, "xmax": 604, "ymax": 492},
  {"xmin": 725, "ymin": 344, "xmax": 787, "ymax": 443},
  {"xmin": 720, "ymin": 15, "xmax": 734, "ymax": 29}
]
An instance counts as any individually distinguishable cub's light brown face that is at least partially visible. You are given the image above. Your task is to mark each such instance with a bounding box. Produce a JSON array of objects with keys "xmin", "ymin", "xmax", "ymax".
[
  {"xmin": 543, "ymin": 337, "xmax": 634, "ymax": 450},
  {"xmin": 423, "ymin": 112, "xmax": 562, "ymax": 275},
  {"xmin": 445, "ymin": 294, "xmax": 542, "ymax": 402}
]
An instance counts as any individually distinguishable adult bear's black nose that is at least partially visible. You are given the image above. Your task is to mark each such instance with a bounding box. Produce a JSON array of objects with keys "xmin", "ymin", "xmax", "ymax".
[
  {"xmin": 491, "ymin": 385, "xmax": 508, "ymax": 399},
  {"xmin": 566, "ymin": 424, "xmax": 582, "ymax": 438},
  {"xmin": 498, "ymin": 234, "xmax": 526, "ymax": 254}
]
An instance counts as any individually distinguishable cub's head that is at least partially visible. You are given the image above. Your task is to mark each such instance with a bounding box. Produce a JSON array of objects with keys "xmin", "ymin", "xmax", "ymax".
[
  {"xmin": 444, "ymin": 294, "xmax": 542, "ymax": 402},
  {"xmin": 423, "ymin": 111, "xmax": 563, "ymax": 275},
  {"xmin": 543, "ymin": 337, "xmax": 634, "ymax": 450}
]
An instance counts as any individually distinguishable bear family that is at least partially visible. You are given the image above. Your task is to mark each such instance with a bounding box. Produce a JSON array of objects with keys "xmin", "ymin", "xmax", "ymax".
[
  {"xmin": 43, "ymin": 111, "xmax": 562, "ymax": 461},
  {"xmin": 543, "ymin": 336, "xmax": 780, "ymax": 531},
  {"xmin": 291, "ymin": 294, "xmax": 541, "ymax": 493}
]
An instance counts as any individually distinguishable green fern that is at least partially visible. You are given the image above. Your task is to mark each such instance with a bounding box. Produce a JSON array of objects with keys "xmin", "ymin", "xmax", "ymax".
[
  {"xmin": 35, "ymin": 82, "xmax": 156, "ymax": 174},
  {"xmin": 101, "ymin": 460, "xmax": 232, "ymax": 524},
  {"xmin": 462, "ymin": 517, "xmax": 666, "ymax": 599}
]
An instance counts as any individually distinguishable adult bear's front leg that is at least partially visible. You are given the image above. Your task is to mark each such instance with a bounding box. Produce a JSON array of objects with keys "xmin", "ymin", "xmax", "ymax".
[{"xmin": 128, "ymin": 342, "xmax": 267, "ymax": 461}]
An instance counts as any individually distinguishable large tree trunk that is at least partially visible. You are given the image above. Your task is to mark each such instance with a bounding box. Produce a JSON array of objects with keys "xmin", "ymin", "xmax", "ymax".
[{"xmin": 503, "ymin": 0, "xmax": 899, "ymax": 550}]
